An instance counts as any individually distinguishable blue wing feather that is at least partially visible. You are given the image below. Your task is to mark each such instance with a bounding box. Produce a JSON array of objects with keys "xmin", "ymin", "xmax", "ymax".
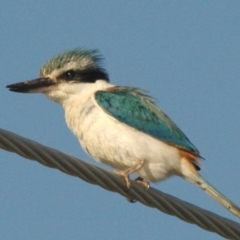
[{"xmin": 95, "ymin": 86, "xmax": 199, "ymax": 155}]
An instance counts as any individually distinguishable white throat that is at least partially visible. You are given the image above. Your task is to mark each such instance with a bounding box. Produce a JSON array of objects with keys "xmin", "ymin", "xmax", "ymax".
[{"xmin": 45, "ymin": 80, "xmax": 113, "ymax": 106}]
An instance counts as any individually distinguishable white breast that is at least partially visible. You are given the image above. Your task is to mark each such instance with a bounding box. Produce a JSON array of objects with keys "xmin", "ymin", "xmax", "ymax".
[{"xmin": 63, "ymin": 81, "xmax": 182, "ymax": 182}]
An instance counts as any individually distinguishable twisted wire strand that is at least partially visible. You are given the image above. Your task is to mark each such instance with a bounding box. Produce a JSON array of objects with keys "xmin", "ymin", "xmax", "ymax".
[{"xmin": 0, "ymin": 128, "xmax": 240, "ymax": 239}]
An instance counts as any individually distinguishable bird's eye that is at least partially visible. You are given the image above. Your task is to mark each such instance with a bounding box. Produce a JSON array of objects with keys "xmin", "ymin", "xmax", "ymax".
[{"xmin": 64, "ymin": 70, "xmax": 75, "ymax": 80}]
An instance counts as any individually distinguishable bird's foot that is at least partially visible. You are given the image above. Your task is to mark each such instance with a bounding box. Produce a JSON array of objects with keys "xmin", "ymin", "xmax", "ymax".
[
  {"xmin": 134, "ymin": 177, "xmax": 150, "ymax": 190},
  {"xmin": 115, "ymin": 159, "xmax": 145, "ymax": 189},
  {"xmin": 115, "ymin": 170, "xmax": 131, "ymax": 189},
  {"xmin": 124, "ymin": 177, "xmax": 150, "ymax": 203}
]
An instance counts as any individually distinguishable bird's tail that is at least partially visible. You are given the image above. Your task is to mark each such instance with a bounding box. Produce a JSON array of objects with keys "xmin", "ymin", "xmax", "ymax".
[{"xmin": 187, "ymin": 171, "xmax": 240, "ymax": 218}]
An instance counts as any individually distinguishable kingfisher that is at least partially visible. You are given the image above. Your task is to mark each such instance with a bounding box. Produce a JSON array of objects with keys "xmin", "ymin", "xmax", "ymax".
[{"xmin": 6, "ymin": 48, "xmax": 240, "ymax": 218}]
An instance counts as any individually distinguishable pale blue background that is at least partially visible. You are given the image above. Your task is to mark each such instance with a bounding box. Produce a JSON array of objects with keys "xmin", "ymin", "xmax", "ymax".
[{"xmin": 1, "ymin": 1, "xmax": 240, "ymax": 239}]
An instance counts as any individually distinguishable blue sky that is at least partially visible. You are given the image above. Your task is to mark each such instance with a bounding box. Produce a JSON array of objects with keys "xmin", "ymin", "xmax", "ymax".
[{"xmin": 1, "ymin": 1, "xmax": 240, "ymax": 239}]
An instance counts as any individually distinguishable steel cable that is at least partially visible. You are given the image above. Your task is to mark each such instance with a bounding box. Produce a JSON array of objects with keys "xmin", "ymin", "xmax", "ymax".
[{"xmin": 0, "ymin": 128, "xmax": 240, "ymax": 239}]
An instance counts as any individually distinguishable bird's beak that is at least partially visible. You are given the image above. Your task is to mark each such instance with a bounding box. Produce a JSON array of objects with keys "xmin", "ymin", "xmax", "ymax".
[{"xmin": 6, "ymin": 78, "xmax": 57, "ymax": 93}]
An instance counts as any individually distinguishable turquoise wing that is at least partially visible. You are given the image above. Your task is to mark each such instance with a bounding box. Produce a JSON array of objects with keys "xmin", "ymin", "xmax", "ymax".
[{"xmin": 95, "ymin": 86, "xmax": 199, "ymax": 155}]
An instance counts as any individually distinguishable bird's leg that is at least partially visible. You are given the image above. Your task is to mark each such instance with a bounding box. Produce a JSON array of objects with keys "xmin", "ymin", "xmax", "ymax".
[
  {"xmin": 134, "ymin": 177, "xmax": 150, "ymax": 190},
  {"xmin": 115, "ymin": 159, "xmax": 144, "ymax": 188}
]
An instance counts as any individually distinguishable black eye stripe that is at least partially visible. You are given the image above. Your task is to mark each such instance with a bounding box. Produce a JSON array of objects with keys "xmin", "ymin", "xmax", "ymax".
[
  {"xmin": 78, "ymin": 69, "xmax": 109, "ymax": 83},
  {"xmin": 59, "ymin": 69, "xmax": 109, "ymax": 83}
]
